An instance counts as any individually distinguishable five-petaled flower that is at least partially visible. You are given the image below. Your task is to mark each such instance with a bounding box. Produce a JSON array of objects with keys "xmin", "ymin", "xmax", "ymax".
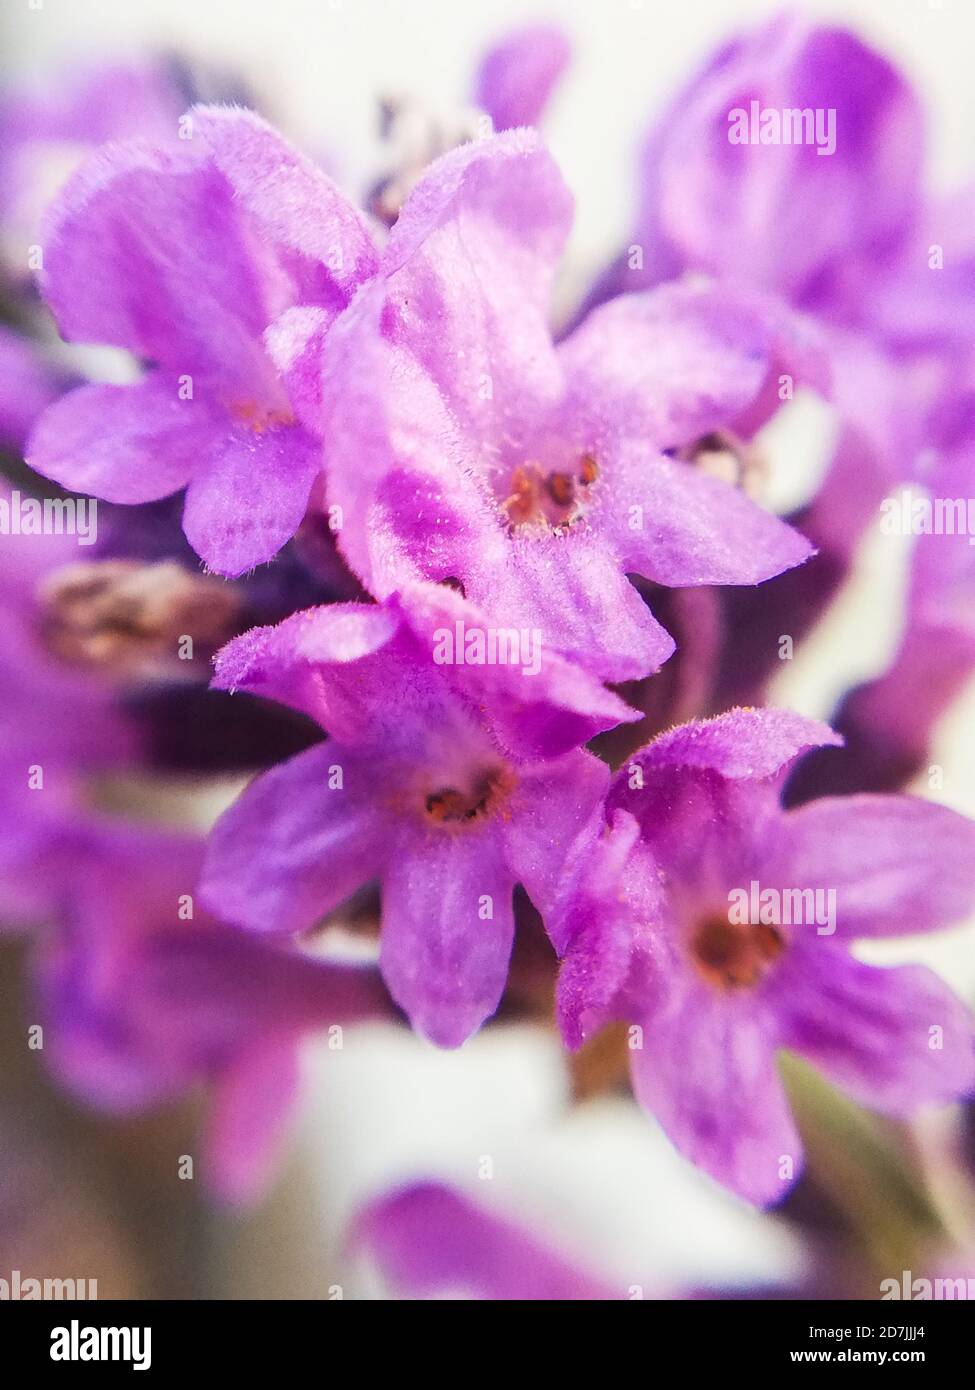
[
  {"xmin": 555, "ymin": 708, "xmax": 975, "ymax": 1205},
  {"xmin": 200, "ymin": 583, "xmax": 636, "ymax": 1045}
]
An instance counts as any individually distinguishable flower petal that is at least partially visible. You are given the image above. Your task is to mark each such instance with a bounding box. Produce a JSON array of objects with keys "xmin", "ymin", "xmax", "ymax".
[
  {"xmin": 182, "ymin": 421, "xmax": 323, "ymax": 576},
  {"xmin": 200, "ymin": 743, "xmax": 388, "ymax": 934},
  {"xmin": 353, "ymin": 1181, "xmax": 619, "ymax": 1300},
  {"xmin": 379, "ymin": 129, "xmax": 572, "ymax": 437},
  {"xmin": 190, "ymin": 104, "xmax": 380, "ymax": 303},
  {"xmin": 320, "ymin": 286, "xmax": 502, "ymax": 596},
  {"xmin": 39, "ymin": 137, "xmax": 277, "ymax": 376},
  {"xmin": 779, "ymin": 945, "xmax": 975, "ymax": 1111},
  {"xmin": 501, "ymin": 750, "xmax": 610, "ymax": 916},
  {"xmin": 0, "ymin": 326, "xmax": 73, "ymax": 452},
  {"xmin": 595, "ymin": 444, "xmax": 813, "ymax": 587},
  {"xmin": 27, "ymin": 373, "xmax": 216, "ymax": 502},
  {"xmin": 380, "ymin": 825, "xmax": 515, "ymax": 1046},
  {"xmin": 203, "ymin": 1035, "xmax": 302, "ymax": 1203},
  {"xmin": 555, "ymin": 810, "xmax": 651, "ymax": 1042},
  {"xmin": 211, "ymin": 601, "xmax": 401, "ymax": 734},
  {"xmin": 630, "ymin": 987, "xmax": 803, "ymax": 1206},
  {"xmin": 646, "ymin": 15, "xmax": 923, "ymax": 309},
  {"xmin": 471, "ymin": 528, "xmax": 676, "ymax": 683},
  {"xmin": 474, "ymin": 25, "xmax": 572, "ymax": 132},
  {"xmin": 394, "ymin": 583, "xmax": 641, "ymax": 758},
  {"xmin": 621, "ymin": 707, "xmax": 841, "ymax": 784},
  {"xmin": 559, "ymin": 283, "xmax": 771, "ymax": 450},
  {"xmin": 779, "ymin": 795, "xmax": 975, "ymax": 938},
  {"xmin": 264, "ymin": 304, "xmax": 335, "ymax": 435},
  {"xmin": 608, "ymin": 711, "xmax": 841, "ymax": 901}
]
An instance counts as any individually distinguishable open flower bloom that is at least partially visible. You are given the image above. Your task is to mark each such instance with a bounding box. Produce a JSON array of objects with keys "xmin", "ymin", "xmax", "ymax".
[
  {"xmin": 26, "ymin": 110, "xmax": 810, "ymax": 624},
  {"xmin": 320, "ymin": 129, "xmax": 814, "ymax": 683},
  {"xmin": 35, "ymin": 821, "xmax": 387, "ymax": 1202},
  {"xmin": 351, "ymin": 1181, "xmax": 624, "ymax": 1300},
  {"xmin": 555, "ymin": 708, "xmax": 975, "ymax": 1206},
  {"xmin": 27, "ymin": 105, "xmax": 380, "ymax": 577},
  {"xmin": 200, "ymin": 583, "xmax": 636, "ymax": 1045}
]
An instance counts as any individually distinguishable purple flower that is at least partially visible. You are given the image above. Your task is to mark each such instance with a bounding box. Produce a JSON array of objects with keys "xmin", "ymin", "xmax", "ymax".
[
  {"xmin": 589, "ymin": 15, "xmax": 975, "ymax": 715},
  {"xmin": 27, "ymin": 106, "xmax": 379, "ymax": 577},
  {"xmin": 351, "ymin": 1181, "xmax": 624, "ymax": 1300},
  {"xmin": 621, "ymin": 13, "xmax": 923, "ymax": 320},
  {"xmin": 200, "ymin": 583, "xmax": 636, "ymax": 1046},
  {"xmin": 320, "ymin": 129, "xmax": 813, "ymax": 683},
  {"xmin": 35, "ymin": 821, "xmax": 387, "ymax": 1202},
  {"xmin": 555, "ymin": 708, "xmax": 975, "ymax": 1206}
]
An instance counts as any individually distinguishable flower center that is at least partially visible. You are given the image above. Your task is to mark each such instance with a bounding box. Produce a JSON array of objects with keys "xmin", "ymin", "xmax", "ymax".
[
  {"xmin": 690, "ymin": 917, "xmax": 785, "ymax": 991},
  {"xmin": 229, "ymin": 400, "xmax": 295, "ymax": 435},
  {"xmin": 423, "ymin": 767, "xmax": 512, "ymax": 826},
  {"xmin": 500, "ymin": 454, "xmax": 599, "ymax": 532}
]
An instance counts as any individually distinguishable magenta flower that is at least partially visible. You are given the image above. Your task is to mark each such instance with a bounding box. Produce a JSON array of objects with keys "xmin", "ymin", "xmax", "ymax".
[
  {"xmin": 36, "ymin": 821, "xmax": 387, "ymax": 1202},
  {"xmin": 27, "ymin": 106, "xmax": 379, "ymax": 577},
  {"xmin": 352, "ymin": 1181, "xmax": 624, "ymax": 1300},
  {"xmin": 555, "ymin": 708, "xmax": 975, "ymax": 1206},
  {"xmin": 320, "ymin": 130, "xmax": 813, "ymax": 682},
  {"xmin": 200, "ymin": 583, "xmax": 635, "ymax": 1045}
]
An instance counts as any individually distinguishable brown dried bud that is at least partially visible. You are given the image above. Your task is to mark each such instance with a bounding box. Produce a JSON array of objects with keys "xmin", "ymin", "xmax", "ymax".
[{"xmin": 37, "ymin": 559, "xmax": 241, "ymax": 675}]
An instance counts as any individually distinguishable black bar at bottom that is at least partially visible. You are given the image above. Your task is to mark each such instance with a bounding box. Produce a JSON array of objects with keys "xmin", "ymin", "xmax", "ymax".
[{"xmin": 0, "ymin": 1296, "xmax": 967, "ymax": 1373}]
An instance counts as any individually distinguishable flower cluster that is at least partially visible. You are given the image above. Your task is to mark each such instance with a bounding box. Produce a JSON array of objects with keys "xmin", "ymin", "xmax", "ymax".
[{"xmin": 3, "ymin": 13, "xmax": 975, "ymax": 1227}]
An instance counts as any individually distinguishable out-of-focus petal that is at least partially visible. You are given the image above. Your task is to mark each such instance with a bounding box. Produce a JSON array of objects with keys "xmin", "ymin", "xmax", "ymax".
[
  {"xmin": 353, "ymin": 1181, "xmax": 621, "ymax": 1300},
  {"xmin": 474, "ymin": 24, "xmax": 572, "ymax": 131},
  {"xmin": 203, "ymin": 1036, "xmax": 302, "ymax": 1203},
  {"xmin": 645, "ymin": 15, "xmax": 923, "ymax": 310},
  {"xmin": 779, "ymin": 946, "xmax": 975, "ymax": 1112}
]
